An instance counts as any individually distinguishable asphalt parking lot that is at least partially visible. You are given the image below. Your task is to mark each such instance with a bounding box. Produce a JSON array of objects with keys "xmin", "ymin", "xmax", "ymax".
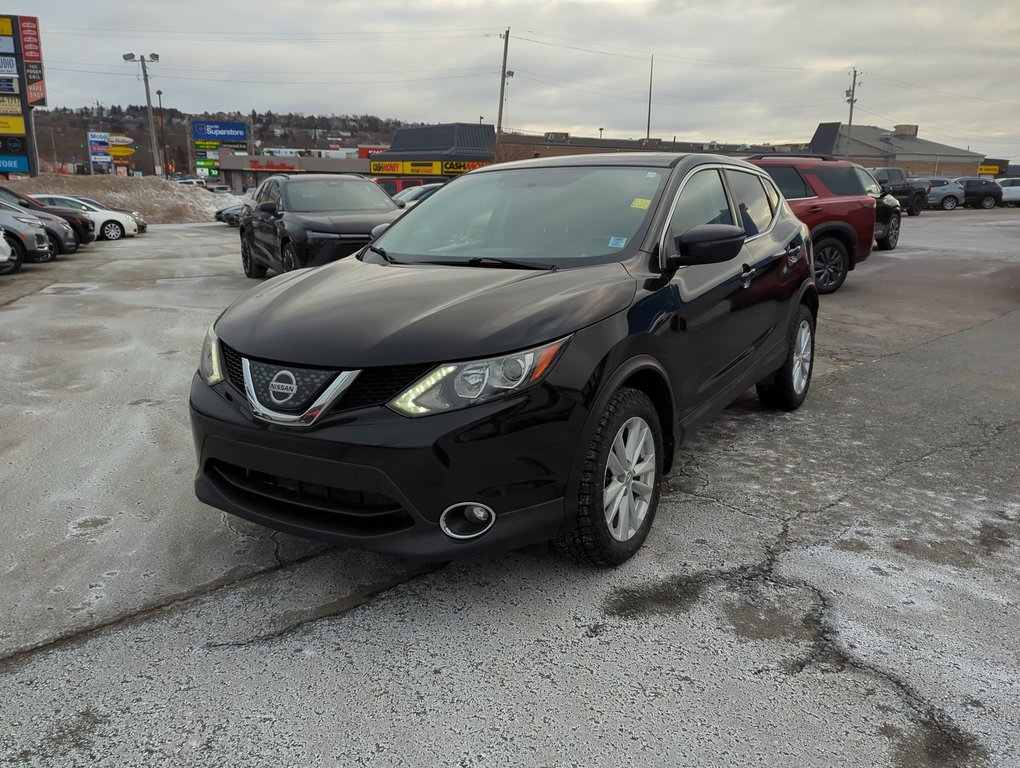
[{"xmin": 1, "ymin": 210, "xmax": 1018, "ymax": 767}]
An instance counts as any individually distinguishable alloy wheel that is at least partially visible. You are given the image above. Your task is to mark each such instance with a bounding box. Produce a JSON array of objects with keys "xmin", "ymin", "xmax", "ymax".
[
  {"xmin": 792, "ymin": 320, "xmax": 813, "ymax": 395},
  {"xmin": 981, "ymin": 196, "xmax": 996, "ymax": 209},
  {"xmin": 604, "ymin": 416, "xmax": 656, "ymax": 543},
  {"xmin": 814, "ymin": 244, "xmax": 845, "ymax": 291},
  {"xmin": 941, "ymin": 196, "xmax": 958, "ymax": 210},
  {"xmin": 102, "ymin": 221, "xmax": 124, "ymax": 240}
]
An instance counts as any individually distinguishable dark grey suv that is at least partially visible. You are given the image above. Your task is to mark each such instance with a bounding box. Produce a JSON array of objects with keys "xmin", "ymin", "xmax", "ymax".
[{"xmin": 955, "ymin": 177, "xmax": 1002, "ymax": 209}]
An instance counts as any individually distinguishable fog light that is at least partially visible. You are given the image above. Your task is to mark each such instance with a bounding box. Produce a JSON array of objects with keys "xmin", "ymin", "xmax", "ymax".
[{"xmin": 466, "ymin": 505, "xmax": 490, "ymax": 523}]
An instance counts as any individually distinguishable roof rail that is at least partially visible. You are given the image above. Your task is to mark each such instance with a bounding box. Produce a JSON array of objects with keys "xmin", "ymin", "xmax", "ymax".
[{"xmin": 745, "ymin": 153, "xmax": 835, "ymax": 161}]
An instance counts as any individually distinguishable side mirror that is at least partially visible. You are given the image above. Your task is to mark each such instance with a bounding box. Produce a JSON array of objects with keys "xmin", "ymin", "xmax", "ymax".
[
  {"xmin": 256, "ymin": 201, "xmax": 278, "ymax": 215},
  {"xmin": 18, "ymin": 199, "xmax": 29, "ymax": 207},
  {"xmin": 663, "ymin": 224, "xmax": 745, "ymax": 270},
  {"xmin": 370, "ymin": 223, "xmax": 391, "ymax": 241},
  {"xmin": 879, "ymin": 184, "xmax": 892, "ymax": 196},
  {"xmin": 394, "ymin": 200, "xmax": 406, "ymax": 209}
]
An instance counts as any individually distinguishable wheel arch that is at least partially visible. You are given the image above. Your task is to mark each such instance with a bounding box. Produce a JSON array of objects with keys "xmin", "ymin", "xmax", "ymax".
[{"xmin": 810, "ymin": 223, "xmax": 858, "ymax": 264}]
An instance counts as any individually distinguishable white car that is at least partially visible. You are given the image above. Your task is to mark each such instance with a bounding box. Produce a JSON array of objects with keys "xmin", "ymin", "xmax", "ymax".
[
  {"xmin": 33, "ymin": 194, "xmax": 140, "ymax": 241},
  {"xmin": 996, "ymin": 178, "xmax": 1020, "ymax": 207},
  {"xmin": 0, "ymin": 228, "xmax": 11, "ymax": 265}
]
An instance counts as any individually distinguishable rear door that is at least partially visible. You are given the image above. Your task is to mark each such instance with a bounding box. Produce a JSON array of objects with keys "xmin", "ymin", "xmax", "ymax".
[{"xmin": 250, "ymin": 180, "xmax": 280, "ymax": 260}]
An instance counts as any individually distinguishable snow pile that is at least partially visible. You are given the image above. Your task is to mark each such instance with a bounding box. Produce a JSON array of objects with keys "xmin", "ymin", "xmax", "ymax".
[{"xmin": 10, "ymin": 174, "xmax": 239, "ymax": 224}]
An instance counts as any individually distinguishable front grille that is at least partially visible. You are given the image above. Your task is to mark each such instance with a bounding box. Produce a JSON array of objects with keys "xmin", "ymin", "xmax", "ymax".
[
  {"xmin": 209, "ymin": 460, "xmax": 413, "ymax": 536},
  {"xmin": 336, "ymin": 363, "xmax": 434, "ymax": 412},
  {"xmin": 217, "ymin": 342, "xmax": 434, "ymax": 415},
  {"xmin": 220, "ymin": 342, "xmax": 245, "ymax": 392}
]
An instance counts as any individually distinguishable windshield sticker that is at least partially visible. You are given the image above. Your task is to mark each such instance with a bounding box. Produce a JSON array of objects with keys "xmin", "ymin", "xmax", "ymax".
[
  {"xmin": 608, "ymin": 236, "xmax": 627, "ymax": 248},
  {"xmin": 630, "ymin": 197, "xmax": 651, "ymax": 210},
  {"xmin": 646, "ymin": 172, "xmax": 658, "ymax": 178}
]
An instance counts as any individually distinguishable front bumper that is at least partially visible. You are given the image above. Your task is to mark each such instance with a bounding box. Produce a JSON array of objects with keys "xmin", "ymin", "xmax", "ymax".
[
  {"xmin": 20, "ymin": 230, "xmax": 50, "ymax": 261},
  {"xmin": 190, "ymin": 372, "xmax": 582, "ymax": 559}
]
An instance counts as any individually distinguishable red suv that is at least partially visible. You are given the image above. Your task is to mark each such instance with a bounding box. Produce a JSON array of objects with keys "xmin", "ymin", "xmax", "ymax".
[{"xmin": 748, "ymin": 156, "xmax": 892, "ymax": 294}]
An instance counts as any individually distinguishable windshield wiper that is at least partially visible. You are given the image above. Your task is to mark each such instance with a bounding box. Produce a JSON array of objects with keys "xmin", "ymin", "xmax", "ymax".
[
  {"xmin": 366, "ymin": 244, "xmax": 398, "ymax": 264},
  {"xmin": 418, "ymin": 257, "xmax": 557, "ymax": 271}
]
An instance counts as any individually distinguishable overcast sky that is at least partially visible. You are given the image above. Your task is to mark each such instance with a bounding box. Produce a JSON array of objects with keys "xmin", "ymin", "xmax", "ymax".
[{"xmin": 14, "ymin": 0, "xmax": 1020, "ymax": 161}]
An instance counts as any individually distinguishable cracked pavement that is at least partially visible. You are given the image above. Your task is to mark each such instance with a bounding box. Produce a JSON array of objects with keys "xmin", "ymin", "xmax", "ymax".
[{"xmin": 1, "ymin": 211, "xmax": 1018, "ymax": 766}]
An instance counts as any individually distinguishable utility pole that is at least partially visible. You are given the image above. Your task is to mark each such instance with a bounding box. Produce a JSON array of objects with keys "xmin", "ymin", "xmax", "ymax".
[
  {"xmin": 844, "ymin": 67, "xmax": 860, "ymax": 160},
  {"xmin": 646, "ymin": 54, "xmax": 654, "ymax": 141},
  {"xmin": 157, "ymin": 89, "xmax": 168, "ymax": 176},
  {"xmin": 495, "ymin": 27, "xmax": 510, "ymax": 158},
  {"xmin": 123, "ymin": 53, "xmax": 163, "ymax": 176}
]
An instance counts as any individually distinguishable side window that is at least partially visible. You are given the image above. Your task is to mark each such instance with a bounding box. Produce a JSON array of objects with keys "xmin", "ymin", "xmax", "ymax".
[
  {"xmin": 668, "ymin": 170, "xmax": 734, "ymax": 245},
  {"xmin": 854, "ymin": 167, "xmax": 881, "ymax": 196},
  {"xmin": 873, "ymin": 169, "xmax": 890, "ymax": 183},
  {"xmin": 812, "ymin": 166, "xmax": 866, "ymax": 196},
  {"xmin": 930, "ymin": 179, "xmax": 946, "ymax": 187},
  {"xmin": 255, "ymin": 182, "xmax": 270, "ymax": 203},
  {"xmin": 763, "ymin": 166, "xmax": 811, "ymax": 200},
  {"xmin": 267, "ymin": 181, "xmax": 282, "ymax": 207},
  {"xmin": 761, "ymin": 176, "xmax": 781, "ymax": 213},
  {"xmin": 724, "ymin": 170, "xmax": 772, "ymax": 237}
]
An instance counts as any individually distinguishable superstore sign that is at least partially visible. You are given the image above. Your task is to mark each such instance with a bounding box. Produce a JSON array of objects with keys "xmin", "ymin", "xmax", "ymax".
[
  {"xmin": 192, "ymin": 121, "xmax": 246, "ymax": 177},
  {"xmin": 192, "ymin": 121, "xmax": 247, "ymax": 141}
]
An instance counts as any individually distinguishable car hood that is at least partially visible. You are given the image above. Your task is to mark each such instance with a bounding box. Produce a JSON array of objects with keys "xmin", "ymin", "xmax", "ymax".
[
  {"xmin": 287, "ymin": 210, "xmax": 401, "ymax": 233},
  {"xmin": 216, "ymin": 258, "xmax": 636, "ymax": 368}
]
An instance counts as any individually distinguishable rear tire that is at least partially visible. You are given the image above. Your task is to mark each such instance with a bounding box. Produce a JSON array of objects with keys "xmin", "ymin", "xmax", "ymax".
[
  {"xmin": 241, "ymin": 231, "xmax": 266, "ymax": 279},
  {"xmin": 813, "ymin": 238, "xmax": 849, "ymax": 295},
  {"xmin": 757, "ymin": 304, "xmax": 814, "ymax": 411},
  {"xmin": 940, "ymin": 196, "xmax": 958, "ymax": 211},
  {"xmin": 1, "ymin": 235, "xmax": 25, "ymax": 275},
  {"xmin": 980, "ymin": 195, "xmax": 996, "ymax": 210},
  {"xmin": 875, "ymin": 212, "xmax": 900, "ymax": 251},
  {"xmin": 555, "ymin": 387, "xmax": 663, "ymax": 567}
]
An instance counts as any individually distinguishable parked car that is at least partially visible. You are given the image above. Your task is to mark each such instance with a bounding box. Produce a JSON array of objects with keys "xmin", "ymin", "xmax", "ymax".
[
  {"xmin": 215, "ymin": 204, "xmax": 242, "ymax": 226},
  {"xmin": 955, "ymin": 177, "xmax": 1003, "ymax": 209},
  {"xmin": 0, "ymin": 199, "xmax": 75, "ymax": 260},
  {"xmin": 32, "ymin": 194, "xmax": 139, "ymax": 241},
  {"xmin": 748, "ymin": 154, "xmax": 883, "ymax": 293},
  {"xmin": 852, "ymin": 165, "xmax": 902, "ymax": 251},
  {"xmin": 73, "ymin": 196, "xmax": 147, "ymax": 233},
  {"xmin": 915, "ymin": 177, "xmax": 965, "ymax": 210},
  {"xmin": 996, "ymin": 178, "xmax": 1020, "ymax": 207},
  {"xmin": 0, "ymin": 208, "xmax": 51, "ymax": 273},
  {"xmin": 0, "ymin": 186, "xmax": 96, "ymax": 246},
  {"xmin": 867, "ymin": 168, "xmax": 930, "ymax": 216},
  {"xmin": 392, "ymin": 182, "xmax": 445, "ymax": 208},
  {"xmin": 191, "ymin": 153, "xmax": 817, "ymax": 565},
  {"xmin": 207, "ymin": 184, "xmax": 231, "ymax": 193},
  {"xmin": 177, "ymin": 178, "xmax": 206, "ymax": 187},
  {"xmin": 238, "ymin": 173, "xmax": 404, "ymax": 278}
]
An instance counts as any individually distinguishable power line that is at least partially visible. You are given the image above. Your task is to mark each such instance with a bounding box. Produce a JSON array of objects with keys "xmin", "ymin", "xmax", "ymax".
[
  {"xmin": 46, "ymin": 66, "xmax": 499, "ymax": 86},
  {"xmin": 48, "ymin": 59, "xmax": 496, "ymax": 76},
  {"xmin": 866, "ymin": 74, "xmax": 1020, "ymax": 108}
]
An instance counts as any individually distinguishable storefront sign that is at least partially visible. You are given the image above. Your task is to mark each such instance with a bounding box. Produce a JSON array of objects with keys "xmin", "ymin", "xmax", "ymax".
[
  {"xmin": 107, "ymin": 146, "xmax": 135, "ymax": 158},
  {"xmin": 18, "ymin": 17, "xmax": 41, "ymax": 62},
  {"xmin": 0, "ymin": 19, "xmax": 12, "ymax": 36},
  {"xmin": 0, "ymin": 56, "xmax": 15, "ymax": 74},
  {"xmin": 0, "ymin": 76, "xmax": 17, "ymax": 94},
  {"xmin": 108, "ymin": 135, "xmax": 134, "ymax": 146},
  {"xmin": 91, "ymin": 153, "xmax": 112, "ymax": 164},
  {"xmin": 0, "ymin": 38, "xmax": 13, "ymax": 55},
  {"xmin": 248, "ymin": 159, "xmax": 297, "ymax": 171},
  {"xmin": 2, "ymin": 136, "xmax": 24, "ymax": 153},
  {"xmin": 370, "ymin": 161, "xmax": 401, "ymax": 174},
  {"xmin": 370, "ymin": 160, "xmax": 444, "ymax": 176},
  {"xmin": 0, "ymin": 115, "xmax": 25, "ymax": 134},
  {"xmin": 442, "ymin": 161, "xmax": 490, "ymax": 175},
  {"xmin": 0, "ymin": 154, "xmax": 27, "ymax": 172},
  {"xmin": 193, "ymin": 139, "xmax": 220, "ymax": 150},
  {"xmin": 192, "ymin": 121, "xmax": 247, "ymax": 141},
  {"xmin": 977, "ymin": 164, "xmax": 1000, "ymax": 176},
  {"xmin": 0, "ymin": 94, "xmax": 19, "ymax": 114}
]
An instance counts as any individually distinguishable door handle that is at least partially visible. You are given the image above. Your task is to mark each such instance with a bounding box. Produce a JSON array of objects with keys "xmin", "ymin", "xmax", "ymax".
[
  {"xmin": 807, "ymin": 205, "xmax": 823, "ymax": 213},
  {"xmin": 785, "ymin": 241, "xmax": 802, "ymax": 258},
  {"xmin": 740, "ymin": 264, "xmax": 757, "ymax": 288}
]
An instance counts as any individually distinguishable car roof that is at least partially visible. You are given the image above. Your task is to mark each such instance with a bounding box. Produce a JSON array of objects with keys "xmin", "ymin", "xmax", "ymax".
[
  {"xmin": 474, "ymin": 152, "xmax": 766, "ymax": 174},
  {"xmin": 749, "ymin": 155, "xmax": 853, "ymax": 168}
]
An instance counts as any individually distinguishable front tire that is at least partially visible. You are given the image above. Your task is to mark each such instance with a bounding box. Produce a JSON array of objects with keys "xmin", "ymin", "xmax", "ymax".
[
  {"xmin": 940, "ymin": 196, "xmax": 958, "ymax": 211},
  {"xmin": 281, "ymin": 241, "xmax": 299, "ymax": 272},
  {"xmin": 757, "ymin": 304, "xmax": 815, "ymax": 411},
  {"xmin": 101, "ymin": 221, "xmax": 124, "ymax": 240},
  {"xmin": 1, "ymin": 235, "xmax": 25, "ymax": 275},
  {"xmin": 241, "ymin": 231, "xmax": 266, "ymax": 279},
  {"xmin": 907, "ymin": 195, "xmax": 924, "ymax": 216},
  {"xmin": 875, "ymin": 212, "xmax": 900, "ymax": 251},
  {"xmin": 556, "ymin": 387, "xmax": 663, "ymax": 567},
  {"xmin": 813, "ymin": 238, "xmax": 849, "ymax": 294},
  {"xmin": 46, "ymin": 233, "xmax": 63, "ymax": 258},
  {"xmin": 980, "ymin": 195, "xmax": 997, "ymax": 210}
]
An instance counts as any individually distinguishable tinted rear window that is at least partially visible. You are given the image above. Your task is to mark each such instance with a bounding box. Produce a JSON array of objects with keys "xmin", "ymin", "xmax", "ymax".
[
  {"xmin": 811, "ymin": 166, "xmax": 866, "ymax": 196},
  {"xmin": 763, "ymin": 166, "xmax": 812, "ymax": 200}
]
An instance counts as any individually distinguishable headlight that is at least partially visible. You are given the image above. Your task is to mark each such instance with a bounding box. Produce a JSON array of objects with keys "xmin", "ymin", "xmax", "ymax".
[
  {"xmin": 15, "ymin": 216, "xmax": 43, "ymax": 228},
  {"xmin": 199, "ymin": 324, "xmax": 224, "ymax": 386},
  {"xmin": 389, "ymin": 337, "xmax": 569, "ymax": 417}
]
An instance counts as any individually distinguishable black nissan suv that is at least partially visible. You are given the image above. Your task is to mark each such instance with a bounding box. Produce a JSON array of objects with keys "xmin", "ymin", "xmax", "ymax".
[
  {"xmin": 238, "ymin": 174, "xmax": 404, "ymax": 278},
  {"xmin": 192, "ymin": 154, "xmax": 818, "ymax": 566}
]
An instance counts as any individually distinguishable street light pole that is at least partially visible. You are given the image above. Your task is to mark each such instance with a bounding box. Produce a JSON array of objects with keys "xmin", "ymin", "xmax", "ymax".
[
  {"xmin": 157, "ymin": 89, "xmax": 168, "ymax": 177},
  {"xmin": 123, "ymin": 53, "xmax": 163, "ymax": 176}
]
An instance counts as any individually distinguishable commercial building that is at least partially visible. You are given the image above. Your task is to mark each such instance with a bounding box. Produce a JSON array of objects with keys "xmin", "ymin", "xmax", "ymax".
[{"xmin": 808, "ymin": 122, "xmax": 984, "ymax": 176}]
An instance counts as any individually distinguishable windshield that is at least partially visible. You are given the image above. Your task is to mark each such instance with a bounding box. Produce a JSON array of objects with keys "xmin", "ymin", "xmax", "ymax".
[
  {"xmin": 375, "ymin": 166, "xmax": 666, "ymax": 265},
  {"xmin": 283, "ymin": 178, "xmax": 397, "ymax": 213}
]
